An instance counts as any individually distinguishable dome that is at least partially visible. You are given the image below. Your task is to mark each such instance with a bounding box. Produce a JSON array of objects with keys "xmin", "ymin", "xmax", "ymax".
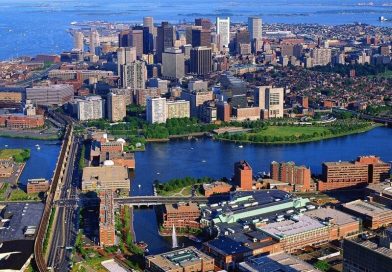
[
  {"xmin": 116, "ymin": 138, "xmax": 126, "ymax": 144},
  {"xmin": 103, "ymin": 160, "xmax": 114, "ymax": 166}
]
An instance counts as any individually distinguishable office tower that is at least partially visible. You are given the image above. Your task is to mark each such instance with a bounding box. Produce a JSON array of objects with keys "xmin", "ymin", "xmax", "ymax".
[
  {"xmin": 311, "ymin": 48, "xmax": 332, "ymax": 66},
  {"xmin": 99, "ymin": 190, "xmax": 115, "ymax": 246},
  {"xmin": 192, "ymin": 29, "xmax": 211, "ymax": 47},
  {"xmin": 217, "ymin": 101, "xmax": 231, "ymax": 122},
  {"xmin": 233, "ymin": 161, "xmax": 253, "ymax": 190},
  {"xmin": 130, "ymin": 28, "xmax": 144, "ymax": 58},
  {"xmin": 146, "ymin": 97, "xmax": 167, "ymax": 124},
  {"xmin": 254, "ymin": 86, "xmax": 284, "ymax": 118},
  {"xmin": 143, "ymin": 16, "xmax": 155, "ymax": 52},
  {"xmin": 89, "ymin": 29, "xmax": 100, "ymax": 55},
  {"xmin": 73, "ymin": 31, "xmax": 84, "ymax": 52},
  {"xmin": 122, "ymin": 60, "xmax": 147, "ymax": 89},
  {"xmin": 156, "ymin": 22, "xmax": 176, "ymax": 63},
  {"xmin": 190, "ymin": 46, "xmax": 212, "ymax": 76},
  {"xmin": 107, "ymin": 93, "xmax": 126, "ymax": 122},
  {"xmin": 118, "ymin": 30, "xmax": 132, "ymax": 47},
  {"xmin": 235, "ymin": 29, "xmax": 250, "ymax": 54},
  {"xmin": 181, "ymin": 89, "xmax": 213, "ymax": 117},
  {"xmin": 216, "ymin": 17, "xmax": 230, "ymax": 50},
  {"xmin": 248, "ymin": 16, "xmax": 262, "ymax": 41},
  {"xmin": 76, "ymin": 96, "xmax": 103, "ymax": 121},
  {"xmin": 195, "ymin": 18, "xmax": 212, "ymax": 30},
  {"xmin": 162, "ymin": 47, "xmax": 185, "ymax": 80}
]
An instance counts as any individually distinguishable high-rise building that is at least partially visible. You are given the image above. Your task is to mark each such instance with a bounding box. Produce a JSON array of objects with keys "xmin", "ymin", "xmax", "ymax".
[
  {"xmin": 192, "ymin": 29, "xmax": 211, "ymax": 47},
  {"xmin": 248, "ymin": 16, "xmax": 262, "ymax": 42},
  {"xmin": 107, "ymin": 93, "xmax": 126, "ymax": 122},
  {"xmin": 117, "ymin": 47, "xmax": 137, "ymax": 77},
  {"xmin": 190, "ymin": 46, "xmax": 212, "ymax": 76},
  {"xmin": 99, "ymin": 190, "xmax": 115, "ymax": 246},
  {"xmin": 235, "ymin": 29, "xmax": 250, "ymax": 54},
  {"xmin": 122, "ymin": 60, "xmax": 147, "ymax": 89},
  {"xmin": 216, "ymin": 17, "xmax": 230, "ymax": 50},
  {"xmin": 76, "ymin": 96, "xmax": 103, "ymax": 121},
  {"xmin": 118, "ymin": 30, "xmax": 132, "ymax": 47},
  {"xmin": 195, "ymin": 18, "xmax": 212, "ymax": 30},
  {"xmin": 89, "ymin": 29, "xmax": 100, "ymax": 55},
  {"xmin": 181, "ymin": 89, "xmax": 213, "ymax": 117},
  {"xmin": 254, "ymin": 86, "xmax": 284, "ymax": 118},
  {"xmin": 156, "ymin": 22, "xmax": 176, "ymax": 63},
  {"xmin": 311, "ymin": 48, "xmax": 332, "ymax": 66},
  {"xmin": 143, "ymin": 16, "xmax": 155, "ymax": 52},
  {"xmin": 130, "ymin": 28, "xmax": 144, "ymax": 58},
  {"xmin": 73, "ymin": 31, "xmax": 84, "ymax": 52},
  {"xmin": 233, "ymin": 161, "xmax": 253, "ymax": 190},
  {"xmin": 162, "ymin": 47, "xmax": 185, "ymax": 80},
  {"xmin": 166, "ymin": 100, "xmax": 190, "ymax": 119},
  {"xmin": 146, "ymin": 97, "xmax": 167, "ymax": 124}
]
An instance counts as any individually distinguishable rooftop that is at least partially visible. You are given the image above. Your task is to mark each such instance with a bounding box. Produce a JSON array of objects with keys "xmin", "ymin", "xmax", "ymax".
[
  {"xmin": 239, "ymin": 252, "xmax": 321, "ymax": 272},
  {"xmin": 82, "ymin": 165, "xmax": 129, "ymax": 182},
  {"xmin": 342, "ymin": 200, "xmax": 392, "ymax": 216},
  {"xmin": 305, "ymin": 207, "xmax": 359, "ymax": 226},
  {"xmin": 260, "ymin": 215, "xmax": 327, "ymax": 239}
]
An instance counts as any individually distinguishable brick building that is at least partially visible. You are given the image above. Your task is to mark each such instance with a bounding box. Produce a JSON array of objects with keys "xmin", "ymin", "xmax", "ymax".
[
  {"xmin": 233, "ymin": 161, "xmax": 253, "ymax": 190},
  {"xmin": 203, "ymin": 181, "xmax": 232, "ymax": 197},
  {"xmin": 162, "ymin": 202, "xmax": 201, "ymax": 229},
  {"xmin": 270, "ymin": 161, "xmax": 311, "ymax": 192},
  {"xmin": 0, "ymin": 114, "xmax": 44, "ymax": 129},
  {"xmin": 26, "ymin": 178, "xmax": 50, "ymax": 194}
]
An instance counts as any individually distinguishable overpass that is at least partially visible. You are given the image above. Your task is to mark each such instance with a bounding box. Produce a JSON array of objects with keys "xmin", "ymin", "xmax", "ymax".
[
  {"xmin": 114, "ymin": 196, "xmax": 209, "ymax": 207},
  {"xmin": 333, "ymin": 107, "xmax": 392, "ymax": 126},
  {"xmin": 34, "ymin": 115, "xmax": 73, "ymax": 272}
]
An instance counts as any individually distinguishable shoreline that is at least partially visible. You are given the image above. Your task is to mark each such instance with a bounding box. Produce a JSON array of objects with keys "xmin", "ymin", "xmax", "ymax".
[
  {"xmin": 213, "ymin": 124, "xmax": 382, "ymax": 145},
  {"xmin": 0, "ymin": 131, "xmax": 60, "ymax": 141}
]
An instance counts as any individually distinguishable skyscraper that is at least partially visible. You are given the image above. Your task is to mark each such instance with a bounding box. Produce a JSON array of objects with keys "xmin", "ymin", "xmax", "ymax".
[
  {"xmin": 118, "ymin": 30, "xmax": 132, "ymax": 47},
  {"xmin": 130, "ymin": 28, "xmax": 144, "ymax": 58},
  {"xmin": 117, "ymin": 47, "xmax": 137, "ymax": 79},
  {"xmin": 162, "ymin": 47, "xmax": 185, "ymax": 80},
  {"xmin": 107, "ymin": 93, "xmax": 126, "ymax": 122},
  {"xmin": 76, "ymin": 96, "xmax": 103, "ymax": 121},
  {"xmin": 73, "ymin": 31, "xmax": 84, "ymax": 52},
  {"xmin": 216, "ymin": 17, "xmax": 230, "ymax": 50},
  {"xmin": 156, "ymin": 22, "xmax": 176, "ymax": 63},
  {"xmin": 146, "ymin": 97, "xmax": 167, "ymax": 124},
  {"xmin": 89, "ymin": 29, "xmax": 100, "ymax": 55},
  {"xmin": 195, "ymin": 18, "xmax": 212, "ymax": 30},
  {"xmin": 190, "ymin": 46, "xmax": 212, "ymax": 76},
  {"xmin": 248, "ymin": 16, "xmax": 262, "ymax": 41},
  {"xmin": 143, "ymin": 16, "xmax": 155, "ymax": 53},
  {"xmin": 191, "ymin": 29, "xmax": 211, "ymax": 47}
]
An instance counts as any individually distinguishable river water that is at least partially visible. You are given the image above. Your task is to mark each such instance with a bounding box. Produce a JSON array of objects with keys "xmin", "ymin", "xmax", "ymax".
[
  {"xmin": 132, "ymin": 126, "xmax": 392, "ymax": 254},
  {"xmin": 1, "ymin": 127, "xmax": 391, "ymax": 254}
]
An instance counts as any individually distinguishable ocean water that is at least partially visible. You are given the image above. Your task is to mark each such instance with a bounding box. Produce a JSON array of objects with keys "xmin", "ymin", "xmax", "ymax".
[{"xmin": 1, "ymin": 0, "xmax": 392, "ymax": 60}]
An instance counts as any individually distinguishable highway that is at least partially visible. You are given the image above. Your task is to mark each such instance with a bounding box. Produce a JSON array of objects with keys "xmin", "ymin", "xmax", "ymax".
[{"xmin": 47, "ymin": 136, "xmax": 81, "ymax": 271}]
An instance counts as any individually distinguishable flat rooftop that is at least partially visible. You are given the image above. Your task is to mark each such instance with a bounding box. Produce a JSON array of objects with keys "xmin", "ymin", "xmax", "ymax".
[
  {"xmin": 342, "ymin": 200, "xmax": 392, "ymax": 216},
  {"xmin": 82, "ymin": 165, "xmax": 129, "ymax": 182},
  {"xmin": 305, "ymin": 207, "xmax": 359, "ymax": 226},
  {"xmin": 260, "ymin": 215, "xmax": 327, "ymax": 239},
  {"xmin": 239, "ymin": 252, "xmax": 321, "ymax": 272},
  {"xmin": 350, "ymin": 238, "xmax": 392, "ymax": 259}
]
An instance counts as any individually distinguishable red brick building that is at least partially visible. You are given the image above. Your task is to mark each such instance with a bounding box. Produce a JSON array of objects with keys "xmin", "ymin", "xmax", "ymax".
[
  {"xmin": 99, "ymin": 190, "xmax": 115, "ymax": 246},
  {"xmin": 0, "ymin": 114, "xmax": 44, "ymax": 129},
  {"xmin": 270, "ymin": 161, "xmax": 311, "ymax": 192},
  {"xmin": 233, "ymin": 161, "xmax": 253, "ymax": 190},
  {"xmin": 162, "ymin": 202, "xmax": 201, "ymax": 229}
]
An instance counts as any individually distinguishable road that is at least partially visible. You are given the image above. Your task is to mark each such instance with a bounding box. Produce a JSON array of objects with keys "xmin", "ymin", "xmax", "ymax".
[
  {"xmin": 15, "ymin": 64, "xmax": 60, "ymax": 87},
  {"xmin": 47, "ymin": 136, "xmax": 81, "ymax": 271}
]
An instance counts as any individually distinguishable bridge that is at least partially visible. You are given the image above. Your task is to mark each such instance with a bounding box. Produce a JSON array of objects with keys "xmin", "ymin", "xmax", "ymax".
[
  {"xmin": 34, "ymin": 114, "xmax": 73, "ymax": 272},
  {"xmin": 332, "ymin": 108, "xmax": 392, "ymax": 126},
  {"xmin": 114, "ymin": 196, "xmax": 209, "ymax": 207}
]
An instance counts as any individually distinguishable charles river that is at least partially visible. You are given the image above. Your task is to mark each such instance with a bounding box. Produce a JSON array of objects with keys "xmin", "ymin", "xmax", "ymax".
[{"xmin": 2, "ymin": 127, "xmax": 391, "ymax": 254}]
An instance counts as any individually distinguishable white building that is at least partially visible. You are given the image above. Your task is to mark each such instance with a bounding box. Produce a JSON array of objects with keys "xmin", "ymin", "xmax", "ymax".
[
  {"xmin": 254, "ymin": 86, "xmax": 284, "ymax": 118},
  {"xmin": 89, "ymin": 30, "xmax": 100, "ymax": 54},
  {"xmin": 73, "ymin": 31, "xmax": 84, "ymax": 52},
  {"xmin": 146, "ymin": 97, "xmax": 167, "ymax": 124},
  {"xmin": 216, "ymin": 17, "xmax": 230, "ymax": 50},
  {"xmin": 77, "ymin": 95, "xmax": 103, "ymax": 121},
  {"xmin": 166, "ymin": 100, "xmax": 190, "ymax": 119},
  {"xmin": 311, "ymin": 48, "xmax": 332, "ymax": 66}
]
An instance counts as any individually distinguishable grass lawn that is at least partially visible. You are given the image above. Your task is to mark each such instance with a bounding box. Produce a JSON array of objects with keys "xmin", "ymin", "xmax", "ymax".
[
  {"xmin": 374, "ymin": 70, "xmax": 392, "ymax": 79},
  {"xmin": 8, "ymin": 189, "xmax": 39, "ymax": 201},
  {"xmin": 157, "ymin": 184, "xmax": 204, "ymax": 197},
  {"xmin": 249, "ymin": 126, "xmax": 329, "ymax": 138},
  {"xmin": 0, "ymin": 149, "xmax": 30, "ymax": 162}
]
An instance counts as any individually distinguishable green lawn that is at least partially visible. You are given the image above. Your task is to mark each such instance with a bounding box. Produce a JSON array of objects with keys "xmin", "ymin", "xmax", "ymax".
[
  {"xmin": 0, "ymin": 149, "xmax": 30, "ymax": 162},
  {"xmin": 249, "ymin": 126, "xmax": 329, "ymax": 138}
]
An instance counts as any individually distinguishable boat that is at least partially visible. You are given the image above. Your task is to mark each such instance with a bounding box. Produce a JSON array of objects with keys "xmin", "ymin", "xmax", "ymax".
[
  {"xmin": 37, "ymin": 146, "xmax": 41, "ymax": 150},
  {"xmin": 188, "ymin": 236, "xmax": 202, "ymax": 243},
  {"xmin": 4, "ymin": 145, "xmax": 7, "ymax": 147},
  {"xmin": 138, "ymin": 184, "xmax": 141, "ymax": 188},
  {"xmin": 201, "ymin": 160, "xmax": 206, "ymax": 163},
  {"xmin": 136, "ymin": 241, "xmax": 148, "ymax": 252},
  {"xmin": 35, "ymin": 144, "xmax": 39, "ymax": 147},
  {"xmin": 238, "ymin": 145, "xmax": 244, "ymax": 148}
]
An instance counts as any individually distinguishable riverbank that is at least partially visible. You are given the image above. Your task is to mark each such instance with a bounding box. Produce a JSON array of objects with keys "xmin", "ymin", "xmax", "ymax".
[
  {"xmin": 214, "ymin": 123, "xmax": 381, "ymax": 145},
  {"xmin": 0, "ymin": 130, "xmax": 60, "ymax": 141}
]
